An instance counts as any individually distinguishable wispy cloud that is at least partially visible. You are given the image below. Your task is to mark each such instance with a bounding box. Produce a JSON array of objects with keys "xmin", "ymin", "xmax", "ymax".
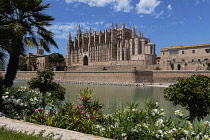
[
  {"xmin": 136, "ymin": 0, "xmax": 161, "ymax": 14},
  {"xmin": 46, "ymin": 21, "xmax": 106, "ymax": 40},
  {"xmin": 65, "ymin": 0, "xmax": 133, "ymax": 12},
  {"xmin": 154, "ymin": 11, "xmax": 164, "ymax": 18},
  {"xmin": 167, "ymin": 4, "xmax": 172, "ymax": 10}
]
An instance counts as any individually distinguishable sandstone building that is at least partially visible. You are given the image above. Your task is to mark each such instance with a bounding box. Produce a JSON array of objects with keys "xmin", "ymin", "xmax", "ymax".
[
  {"xmin": 160, "ymin": 43, "xmax": 210, "ymax": 70},
  {"xmin": 66, "ymin": 23, "xmax": 156, "ymax": 66}
]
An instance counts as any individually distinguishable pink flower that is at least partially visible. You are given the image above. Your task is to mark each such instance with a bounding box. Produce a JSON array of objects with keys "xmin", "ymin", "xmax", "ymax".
[
  {"xmin": 80, "ymin": 97, "xmax": 85, "ymax": 100},
  {"xmin": 77, "ymin": 104, "xmax": 83, "ymax": 109},
  {"xmin": 81, "ymin": 110, "xmax": 86, "ymax": 114},
  {"xmin": 34, "ymin": 108, "xmax": 40, "ymax": 112}
]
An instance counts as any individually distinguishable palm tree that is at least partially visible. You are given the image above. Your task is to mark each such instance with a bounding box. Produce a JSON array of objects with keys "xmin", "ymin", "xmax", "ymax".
[{"xmin": 0, "ymin": 0, "xmax": 58, "ymax": 87}]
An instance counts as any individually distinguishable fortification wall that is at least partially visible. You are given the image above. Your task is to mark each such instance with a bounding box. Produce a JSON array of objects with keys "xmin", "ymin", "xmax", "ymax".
[
  {"xmin": 152, "ymin": 70, "xmax": 210, "ymax": 84},
  {"xmin": 0, "ymin": 70, "xmax": 209, "ymax": 84}
]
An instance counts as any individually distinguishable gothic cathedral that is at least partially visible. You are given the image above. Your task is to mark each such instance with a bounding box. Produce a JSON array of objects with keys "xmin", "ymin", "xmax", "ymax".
[{"xmin": 66, "ymin": 22, "xmax": 156, "ymax": 66}]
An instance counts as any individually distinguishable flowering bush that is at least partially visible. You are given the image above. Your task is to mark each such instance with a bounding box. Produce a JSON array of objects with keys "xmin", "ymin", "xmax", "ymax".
[
  {"xmin": 4, "ymin": 86, "xmax": 210, "ymax": 139},
  {"xmin": 2, "ymin": 86, "xmax": 62, "ymax": 119},
  {"xmin": 27, "ymin": 88, "xmax": 103, "ymax": 133},
  {"xmin": 92, "ymin": 101, "xmax": 210, "ymax": 139}
]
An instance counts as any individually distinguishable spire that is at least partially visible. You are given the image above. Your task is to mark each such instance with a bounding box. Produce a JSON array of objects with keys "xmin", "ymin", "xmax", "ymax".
[
  {"xmin": 89, "ymin": 27, "xmax": 92, "ymax": 34},
  {"xmin": 77, "ymin": 24, "xmax": 82, "ymax": 37},
  {"xmin": 111, "ymin": 22, "xmax": 114, "ymax": 30},
  {"xmin": 132, "ymin": 25, "xmax": 135, "ymax": 38},
  {"xmin": 122, "ymin": 22, "xmax": 125, "ymax": 28},
  {"xmin": 115, "ymin": 23, "xmax": 118, "ymax": 29},
  {"xmin": 68, "ymin": 32, "xmax": 72, "ymax": 41},
  {"xmin": 138, "ymin": 30, "xmax": 141, "ymax": 37}
]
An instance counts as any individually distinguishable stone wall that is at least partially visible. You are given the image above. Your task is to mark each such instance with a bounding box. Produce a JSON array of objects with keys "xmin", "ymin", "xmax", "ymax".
[
  {"xmin": 152, "ymin": 70, "xmax": 210, "ymax": 84},
  {"xmin": 0, "ymin": 70, "xmax": 209, "ymax": 84}
]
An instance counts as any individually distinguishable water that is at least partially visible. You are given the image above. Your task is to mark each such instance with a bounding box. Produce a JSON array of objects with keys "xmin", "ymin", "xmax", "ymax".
[
  {"xmin": 13, "ymin": 81, "xmax": 186, "ymax": 117},
  {"xmin": 12, "ymin": 80, "xmax": 210, "ymax": 121}
]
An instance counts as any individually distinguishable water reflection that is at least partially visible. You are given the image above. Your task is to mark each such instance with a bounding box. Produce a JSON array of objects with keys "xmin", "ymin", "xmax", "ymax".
[{"xmin": 13, "ymin": 81, "xmax": 210, "ymax": 120}]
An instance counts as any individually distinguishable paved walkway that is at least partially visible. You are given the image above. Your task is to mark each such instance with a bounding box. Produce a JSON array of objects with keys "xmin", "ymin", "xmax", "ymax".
[{"xmin": 0, "ymin": 117, "xmax": 111, "ymax": 140}]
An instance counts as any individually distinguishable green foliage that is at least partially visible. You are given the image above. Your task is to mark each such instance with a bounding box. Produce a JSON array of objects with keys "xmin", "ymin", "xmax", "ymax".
[
  {"xmin": 29, "ymin": 56, "xmax": 37, "ymax": 71},
  {"xmin": 2, "ymin": 86, "xmax": 59, "ymax": 119},
  {"xmin": 27, "ymin": 88, "xmax": 103, "ymax": 134},
  {"xmin": 0, "ymin": 0, "xmax": 58, "ymax": 87},
  {"xmin": 18, "ymin": 56, "xmax": 28, "ymax": 71},
  {"xmin": 28, "ymin": 70, "xmax": 65, "ymax": 108},
  {"xmin": 0, "ymin": 126, "xmax": 61, "ymax": 140},
  {"xmin": 12, "ymin": 88, "xmax": 210, "ymax": 139},
  {"xmin": 164, "ymin": 75, "xmax": 210, "ymax": 122},
  {"xmin": 92, "ymin": 101, "xmax": 210, "ymax": 140},
  {"xmin": 48, "ymin": 53, "xmax": 64, "ymax": 65}
]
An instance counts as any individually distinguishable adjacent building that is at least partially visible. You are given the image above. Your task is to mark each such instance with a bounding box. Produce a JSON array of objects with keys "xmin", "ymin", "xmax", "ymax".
[
  {"xmin": 160, "ymin": 43, "xmax": 210, "ymax": 70},
  {"xmin": 66, "ymin": 22, "xmax": 156, "ymax": 66}
]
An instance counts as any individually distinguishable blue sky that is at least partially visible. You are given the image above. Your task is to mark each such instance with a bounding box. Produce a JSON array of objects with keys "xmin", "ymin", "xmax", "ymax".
[{"xmin": 38, "ymin": 0, "xmax": 210, "ymax": 56}]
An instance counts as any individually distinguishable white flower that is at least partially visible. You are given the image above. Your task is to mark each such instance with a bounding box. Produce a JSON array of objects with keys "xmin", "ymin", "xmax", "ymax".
[
  {"xmin": 2, "ymin": 95, "xmax": 9, "ymax": 99},
  {"xmin": 155, "ymin": 134, "xmax": 160, "ymax": 138},
  {"xmin": 172, "ymin": 128, "xmax": 177, "ymax": 131},
  {"xmin": 131, "ymin": 128, "xmax": 137, "ymax": 132},
  {"xmin": 20, "ymin": 103, "xmax": 24, "ymax": 106},
  {"xmin": 156, "ymin": 119, "xmax": 164, "ymax": 127},
  {"xmin": 203, "ymin": 135, "xmax": 209, "ymax": 139},
  {"xmin": 158, "ymin": 130, "xmax": 163, "ymax": 134},
  {"xmin": 121, "ymin": 133, "xmax": 126, "ymax": 137},
  {"xmin": 153, "ymin": 109, "xmax": 158, "ymax": 113},
  {"xmin": 184, "ymin": 130, "xmax": 188, "ymax": 135},
  {"xmin": 191, "ymin": 131, "xmax": 195, "ymax": 135},
  {"xmin": 95, "ymin": 125, "xmax": 101, "ymax": 128},
  {"xmin": 174, "ymin": 110, "xmax": 183, "ymax": 117},
  {"xmin": 47, "ymin": 92, "xmax": 51, "ymax": 96},
  {"xmin": 5, "ymin": 92, "xmax": 9, "ymax": 95},
  {"xmin": 34, "ymin": 97, "xmax": 38, "ymax": 101},
  {"xmin": 16, "ymin": 99, "xmax": 21, "ymax": 104},
  {"xmin": 155, "ymin": 102, "xmax": 159, "ymax": 106}
]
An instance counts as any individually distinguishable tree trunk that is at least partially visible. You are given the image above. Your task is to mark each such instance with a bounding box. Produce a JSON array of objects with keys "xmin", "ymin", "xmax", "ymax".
[{"xmin": 3, "ymin": 53, "xmax": 20, "ymax": 87}]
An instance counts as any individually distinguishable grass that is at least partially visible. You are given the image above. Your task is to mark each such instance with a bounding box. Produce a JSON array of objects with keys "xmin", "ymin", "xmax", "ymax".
[{"xmin": 0, "ymin": 126, "xmax": 61, "ymax": 140}]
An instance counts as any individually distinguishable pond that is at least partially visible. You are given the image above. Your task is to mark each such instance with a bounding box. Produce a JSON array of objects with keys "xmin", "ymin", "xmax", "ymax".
[{"xmin": 13, "ymin": 80, "xmax": 188, "ymax": 118}]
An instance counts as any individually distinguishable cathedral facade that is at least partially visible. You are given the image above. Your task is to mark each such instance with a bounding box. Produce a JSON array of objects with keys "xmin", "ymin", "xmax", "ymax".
[{"xmin": 66, "ymin": 22, "xmax": 156, "ymax": 66}]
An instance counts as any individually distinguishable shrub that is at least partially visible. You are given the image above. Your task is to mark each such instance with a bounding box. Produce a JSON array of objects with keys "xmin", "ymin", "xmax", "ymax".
[
  {"xmin": 28, "ymin": 70, "xmax": 65, "ymax": 108},
  {"xmin": 92, "ymin": 101, "xmax": 210, "ymax": 140},
  {"xmin": 26, "ymin": 88, "xmax": 103, "ymax": 134},
  {"xmin": 164, "ymin": 75, "xmax": 210, "ymax": 122},
  {"xmin": 2, "ymin": 86, "xmax": 61, "ymax": 119}
]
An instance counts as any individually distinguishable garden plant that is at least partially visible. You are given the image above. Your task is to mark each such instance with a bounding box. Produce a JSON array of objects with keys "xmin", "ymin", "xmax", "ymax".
[
  {"xmin": 1, "ymin": 74, "xmax": 210, "ymax": 139},
  {"xmin": 164, "ymin": 74, "xmax": 210, "ymax": 122}
]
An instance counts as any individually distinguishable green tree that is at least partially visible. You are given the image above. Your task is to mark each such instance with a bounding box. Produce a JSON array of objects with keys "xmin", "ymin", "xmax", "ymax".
[
  {"xmin": 164, "ymin": 75, "xmax": 210, "ymax": 122},
  {"xmin": 18, "ymin": 56, "xmax": 28, "ymax": 71},
  {"xmin": 48, "ymin": 53, "xmax": 64, "ymax": 68},
  {"xmin": 27, "ymin": 70, "xmax": 65, "ymax": 108},
  {"xmin": 29, "ymin": 56, "xmax": 37, "ymax": 71},
  {"xmin": 0, "ymin": 0, "xmax": 58, "ymax": 87}
]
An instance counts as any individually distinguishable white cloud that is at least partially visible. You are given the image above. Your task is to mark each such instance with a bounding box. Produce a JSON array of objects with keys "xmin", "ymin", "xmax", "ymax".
[
  {"xmin": 167, "ymin": 4, "xmax": 172, "ymax": 10},
  {"xmin": 46, "ymin": 21, "xmax": 105, "ymax": 40},
  {"xmin": 154, "ymin": 11, "xmax": 164, "ymax": 18},
  {"xmin": 136, "ymin": 0, "xmax": 161, "ymax": 14},
  {"xmin": 65, "ymin": 0, "xmax": 133, "ymax": 12}
]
